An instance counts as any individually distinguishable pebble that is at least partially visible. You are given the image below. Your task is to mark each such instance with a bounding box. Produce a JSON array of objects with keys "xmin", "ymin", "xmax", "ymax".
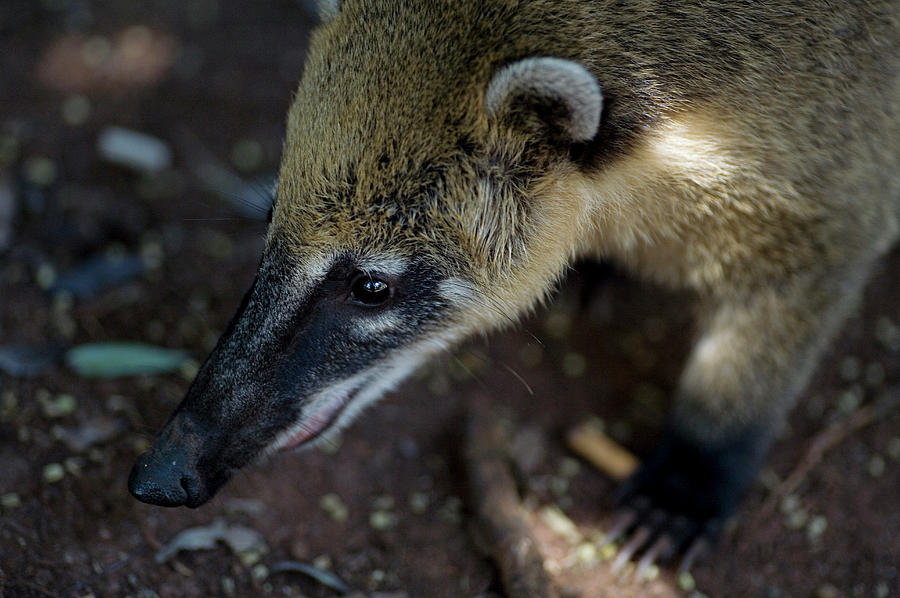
[
  {"xmin": 786, "ymin": 508, "xmax": 809, "ymax": 530},
  {"xmin": 140, "ymin": 239, "xmax": 165, "ymax": 270},
  {"xmin": 62, "ymin": 94, "xmax": 91, "ymax": 126},
  {"xmin": 24, "ymin": 156, "xmax": 57, "ymax": 187},
  {"xmin": 559, "ymin": 457, "xmax": 581, "ymax": 478},
  {"xmin": 543, "ymin": 310, "xmax": 573, "ymax": 339},
  {"xmin": 887, "ymin": 437, "xmax": 900, "ymax": 461},
  {"xmin": 318, "ymin": 493, "xmax": 348, "ymax": 522},
  {"xmin": 43, "ymin": 462, "xmax": 66, "ymax": 483},
  {"xmin": 231, "ymin": 138, "xmax": 264, "ymax": 172},
  {"xmin": 806, "ymin": 516, "xmax": 828, "ymax": 541},
  {"xmin": 81, "ymin": 35, "xmax": 112, "ymax": 68},
  {"xmin": 867, "ymin": 455, "xmax": 886, "ymax": 478},
  {"xmin": 539, "ymin": 505, "xmax": 581, "ymax": 545},
  {"xmin": 35, "ymin": 263, "xmax": 57, "ymax": 289},
  {"xmin": 97, "ymin": 126, "xmax": 172, "ymax": 173},
  {"xmin": 574, "ymin": 542, "xmax": 597, "ymax": 564},
  {"xmin": 813, "ymin": 583, "xmax": 839, "ymax": 598},
  {"xmin": 643, "ymin": 563, "xmax": 660, "ymax": 581},
  {"xmin": 251, "ymin": 564, "xmax": 269, "ymax": 582},
  {"xmin": 0, "ymin": 391, "xmax": 16, "ymax": 420},
  {"xmin": 780, "ymin": 495, "xmax": 801, "ymax": 514},
  {"xmin": 64, "ymin": 456, "xmax": 84, "ymax": 476},
  {"xmin": 369, "ymin": 510, "xmax": 397, "ymax": 531},
  {"xmin": 408, "ymin": 492, "xmax": 429, "ymax": 514},
  {"xmin": 599, "ymin": 542, "xmax": 617, "ymax": 561},
  {"xmin": 758, "ymin": 468, "xmax": 781, "ymax": 491},
  {"xmin": 837, "ymin": 385, "xmax": 864, "ymax": 414},
  {"xmin": 561, "ymin": 352, "xmax": 587, "ymax": 377},
  {"xmin": 677, "ymin": 572, "xmax": 696, "ymax": 592},
  {"xmin": 40, "ymin": 393, "xmax": 77, "ymax": 418},
  {"xmin": 312, "ymin": 555, "xmax": 332, "ymax": 571},
  {"xmin": 874, "ymin": 317, "xmax": 900, "ymax": 351},
  {"xmin": 1, "ymin": 493, "xmax": 21, "ymax": 509},
  {"xmin": 372, "ymin": 494, "xmax": 395, "ymax": 511},
  {"xmin": 549, "ymin": 476, "xmax": 569, "ymax": 498}
]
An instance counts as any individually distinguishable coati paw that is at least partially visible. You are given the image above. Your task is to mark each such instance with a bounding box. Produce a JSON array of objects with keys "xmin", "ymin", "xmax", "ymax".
[
  {"xmin": 601, "ymin": 495, "xmax": 719, "ymax": 580},
  {"xmin": 600, "ymin": 424, "xmax": 767, "ymax": 579}
]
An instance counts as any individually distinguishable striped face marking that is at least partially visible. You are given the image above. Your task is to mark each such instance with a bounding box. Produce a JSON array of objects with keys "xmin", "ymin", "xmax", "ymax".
[{"xmin": 133, "ymin": 239, "xmax": 485, "ymax": 506}]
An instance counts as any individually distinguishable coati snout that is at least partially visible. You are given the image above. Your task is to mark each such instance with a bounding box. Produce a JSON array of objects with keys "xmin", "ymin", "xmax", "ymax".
[{"xmin": 130, "ymin": 0, "xmax": 900, "ymax": 572}]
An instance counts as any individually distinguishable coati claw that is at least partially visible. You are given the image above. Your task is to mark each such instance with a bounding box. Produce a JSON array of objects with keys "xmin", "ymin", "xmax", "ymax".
[
  {"xmin": 679, "ymin": 536, "xmax": 710, "ymax": 575},
  {"xmin": 635, "ymin": 534, "xmax": 674, "ymax": 580},
  {"xmin": 603, "ymin": 422, "xmax": 766, "ymax": 576},
  {"xmin": 599, "ymin": 501, "xmax": 643, "ymax": 547},
  {"xmin": 610, "ymin": 524, "xmax": 652, "ymax": 573}
]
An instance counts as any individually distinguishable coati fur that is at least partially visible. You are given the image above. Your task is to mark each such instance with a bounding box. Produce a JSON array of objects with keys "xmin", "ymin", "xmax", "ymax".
[{"xmin": 130, "ymin": 0, "xmax": 900, "ymax": 566}]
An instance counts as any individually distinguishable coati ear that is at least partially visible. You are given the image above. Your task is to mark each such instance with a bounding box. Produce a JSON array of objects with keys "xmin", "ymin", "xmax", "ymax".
[{"xmin": 485, "ymin": 57, "xmax": 603, "ymax": 143}]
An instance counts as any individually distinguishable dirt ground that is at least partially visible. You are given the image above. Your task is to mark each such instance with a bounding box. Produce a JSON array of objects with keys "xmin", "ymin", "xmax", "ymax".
[{"xmin": 1, "ymin": 2, "xmax": 898, "ymax": 597}]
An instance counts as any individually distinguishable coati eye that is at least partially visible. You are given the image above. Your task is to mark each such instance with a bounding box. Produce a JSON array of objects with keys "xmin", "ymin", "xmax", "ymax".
[{"xmin": 349, "ymin": 274, "xmax": 391, "ymax": 306}]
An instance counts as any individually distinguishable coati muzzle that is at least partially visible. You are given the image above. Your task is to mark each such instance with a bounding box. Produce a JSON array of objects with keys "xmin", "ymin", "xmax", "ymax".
[{"xmin": 129, "ymin": 253, "xmax": 457, "ymax": 507}]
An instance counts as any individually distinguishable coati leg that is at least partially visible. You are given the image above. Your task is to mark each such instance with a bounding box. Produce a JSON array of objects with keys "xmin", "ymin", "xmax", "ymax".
[{"xmin": 606, "ymin": 256, "xmax": 879, "ymax": 572}]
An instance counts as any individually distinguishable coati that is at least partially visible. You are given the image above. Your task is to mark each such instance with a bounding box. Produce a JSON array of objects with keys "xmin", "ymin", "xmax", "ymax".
[{"xmin": 129, "ymin": 0, "xmax": 900, "ymax": 571}]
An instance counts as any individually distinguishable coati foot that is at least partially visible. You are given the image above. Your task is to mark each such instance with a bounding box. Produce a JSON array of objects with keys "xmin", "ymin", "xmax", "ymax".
[{"xmin": 601, "ymin": 423, "xmax": 768, "ymax": 579}]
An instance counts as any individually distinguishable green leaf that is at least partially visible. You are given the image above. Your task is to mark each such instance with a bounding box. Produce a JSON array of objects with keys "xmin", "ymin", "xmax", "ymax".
[{"xmin": 65, "ymin": 343, "xmax": 190, "ymax": 378}]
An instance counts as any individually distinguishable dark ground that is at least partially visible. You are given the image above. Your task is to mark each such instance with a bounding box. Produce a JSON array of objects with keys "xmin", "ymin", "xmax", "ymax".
[{"xmin": 0, "ymin": 2, "xmax": 898, "ymax": 597}]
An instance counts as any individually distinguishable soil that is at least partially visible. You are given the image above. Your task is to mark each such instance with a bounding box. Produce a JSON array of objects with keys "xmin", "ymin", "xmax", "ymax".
[{"xmin": 1, "ymin": 2, "xmax": 898, "ymax": 597}]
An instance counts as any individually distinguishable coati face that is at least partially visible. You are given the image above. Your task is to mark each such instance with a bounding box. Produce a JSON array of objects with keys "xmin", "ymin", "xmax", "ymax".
[{"xmin": 129, "ymin": 1, "xmax": 604, "ymax": 508}]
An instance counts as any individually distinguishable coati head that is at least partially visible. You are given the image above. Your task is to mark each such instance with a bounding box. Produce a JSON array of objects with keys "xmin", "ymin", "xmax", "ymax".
[{"xmin": 129, "ymin": 1, "xmax": 606, "ymax": 507}]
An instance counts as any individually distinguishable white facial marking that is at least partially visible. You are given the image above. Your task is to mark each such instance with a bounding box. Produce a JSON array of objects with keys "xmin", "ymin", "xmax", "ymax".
[
  {"xmin": 266, "ymin": 328, "xmax": 465, "ymax": 455},
  {"xmin": 352, "ymin": 311, "xmax": 403, "ymax": 337},
  {"xmin": 438, "ymin": 277, "xmax": 476, "ymax": 307},
  {"xmin": 356, "ymin": 254, "xmax": 409, "ymax": 277}
]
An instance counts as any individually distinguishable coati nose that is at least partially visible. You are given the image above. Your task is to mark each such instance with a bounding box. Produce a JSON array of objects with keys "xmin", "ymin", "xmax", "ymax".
[{"xmin": 128, "ymin": 446, "xmax": 206, "ymax": 508}]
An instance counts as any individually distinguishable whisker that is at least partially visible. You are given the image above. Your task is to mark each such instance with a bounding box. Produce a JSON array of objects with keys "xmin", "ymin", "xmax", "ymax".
[{"xmin": 501, "ymin": 361, "xmax": 534, "ymax": 395}]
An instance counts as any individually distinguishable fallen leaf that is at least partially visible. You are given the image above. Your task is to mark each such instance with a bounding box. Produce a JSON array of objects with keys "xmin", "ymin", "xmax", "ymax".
[
  {"xmin": 269, "ymin": 560, "xmax": 350, "ymax": 594},
  {"xmin": 50, "ymin": 251, "xmax": 145, "ymax": 299},
  {"xmin": 155, "ymin": 519, "xmax": 268, "ymax": 564},
  {"xmin": 0, "ymin": 345, "xmax": 63, "ymax": 377},
  {"xmin": 66, "ymin": 343, "xmax": 190, "ymax": 378}
]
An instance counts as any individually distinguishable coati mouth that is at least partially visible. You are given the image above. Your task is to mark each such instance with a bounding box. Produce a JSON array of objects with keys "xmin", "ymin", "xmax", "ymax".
[{"xmin": 275, "ymin": 388, "xmax": 358, "ymax": 451}]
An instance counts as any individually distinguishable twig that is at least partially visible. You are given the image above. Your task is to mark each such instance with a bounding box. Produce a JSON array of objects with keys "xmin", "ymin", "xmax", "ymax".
[
  {"xmin": 757, "ymin": 388, "xmax": 899, "ymax": 519},
  {"xmin": 464, "ymin": 408, "xmax": 560, "ymax": 598},
  {"xmin": 566, "ymin": 419, "xmax": 639, "ymax": 480}
]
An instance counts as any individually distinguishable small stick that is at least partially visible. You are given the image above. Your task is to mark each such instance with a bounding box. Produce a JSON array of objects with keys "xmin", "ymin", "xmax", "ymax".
[
  {"xmin": 757, "ymin": 388, "xmax": 899, "ymax": 519},
  {"xmin": 464, "ymin": 410, "xmax": 560, "ymax": 598},
  {"xmin": 567, "ymin": 420, "xmax": 639, "ymax": 480}
]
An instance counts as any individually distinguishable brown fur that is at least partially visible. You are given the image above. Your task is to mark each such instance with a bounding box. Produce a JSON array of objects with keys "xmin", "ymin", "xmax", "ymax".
[{"xmin": 274, "ymin": 0, "xmax": 898, "ymax": 443}]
